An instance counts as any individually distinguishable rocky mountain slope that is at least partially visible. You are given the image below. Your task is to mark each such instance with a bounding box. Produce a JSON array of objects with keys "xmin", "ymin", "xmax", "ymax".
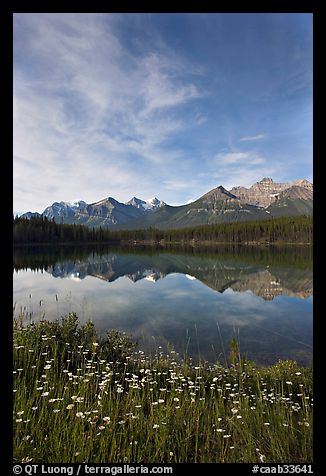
[
  {"xmin": 46, "ymin": 252, "xmax": 312, "ymax": 301},
  {"xmin": 21, "ymin": 178, "xmax": 312, "ymax": 229},
  {"xmin": 230, "ymin": 177, "xmax": 313, "ymax": 208},
  {"xmin": 25, "ymin": 196, "xmax": 165, "ymax": 228}
]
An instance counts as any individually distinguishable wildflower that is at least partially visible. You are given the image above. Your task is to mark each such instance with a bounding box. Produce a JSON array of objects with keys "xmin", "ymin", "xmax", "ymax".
[
  {"xmin": 295, "ymin": 372, "xmax": 302, "ymax": 376},
  {"xmin": 173, "ymin": 397, "xmax": 180, "ymax": 402},
  {"xmin": 153, "ymin": 424, "xmax": 160, "ymax": 429},
  {"xmin": 53, "ymin": 409, "xmax": 60, "ymax": 413},
  {"xmin": 135, "ymin": 405, "xmax": 142, "ymax": 408},
  {"xmin": 264, "ymin": 422, "xmax": 270, "ymax": 426},
  {"xmin": 230, "ymin": 446, "xmax": 235, "ymax": 449},
  {"xmin": 103, "ymin": 417, "xmax": 111, "ymax": 422},
  {"xmin": 286, "ymin": 381, "xmax": 292, "ymax": 385},
  {"xmin": 236, "ymin": 415, "xmax": 242, "ymax": 419},
  {"xmin": 17, "ymin": 411, "xmax": 24, "ymax": 416},
  {"xmin": 158, "ymin": 399, "xmax": 165, "ymax": 404},
  {"xmin": 169, "ymin": 452, "xmax": 174, "ymax": 456},
  {"xmin": 282, "ymin": 423, "xmax": 289, "ymax": 427},
  {"xmin": 98, "ymin": 426, "xmax": 105, "ymax": 430},
  {"xmin": 76, "ymin": 412, "xmax": 84, "ymax": 418},
  {"xmin": 16, "ymin": 419, "xmax": 23, "ymax": 423},
  {"xmin": 66, "ymin": 404, "xmax": 74, "ymax": 410},
  {"xmin": 117, "ymin": 388, "xmax": 123, "ymax": 394},
  {"xmin": 92, "ymin": 342, "xmax": 99, "ymax": 347},
  {"xmin": 223, "ymin": 434, "xmax": 231, "ymax": 438},
  {"xmin": 41, "ymin": 392, "xmax": 49, "ymax": 397},
  {"xmin": 259, "ymin": 454, "xmax": 266, "ymax": 463},
  {"xmin": 31, "ymin": 407, "xmax": 38, "ymax": 411},
  {"xmin": 44, "ymin": 365, "xmax": 51, "ymax": 370},
  {"xmin": 36, "ymin": 387, "xmax": 43, "ymax": 391}
]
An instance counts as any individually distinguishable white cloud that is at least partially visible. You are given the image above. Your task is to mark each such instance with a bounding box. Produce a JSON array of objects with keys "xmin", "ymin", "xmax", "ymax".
[
  {"xmin": 209, "ymin": 148, "xmax": 283, "ymax": 190},
  {"xmin": 13, "ymin": 14, "xmax": 204, "ymax": 212},
  {"xmin": 240, "ymin": 134, "xmax": 266, "ymax": 142},
  {"xmin": 195, "ymin": 113, "xmax": 207, "ymax": 125},
  {"xmin": 139, "ymin": 54, "xmax": 202, "ymax": 118},
  {"xmin": 215, "ymin": 151, "xmax": 265, "ymax": 166},
  {"xmin": 162, "ymin": 180, "xmax": 195, "ymax": 191}
]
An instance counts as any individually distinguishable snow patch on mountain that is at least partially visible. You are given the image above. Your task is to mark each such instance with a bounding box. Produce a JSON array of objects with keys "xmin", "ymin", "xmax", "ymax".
[{"xmin": 126, "ymin": 197, "xmax": 165, "ymax": 212}]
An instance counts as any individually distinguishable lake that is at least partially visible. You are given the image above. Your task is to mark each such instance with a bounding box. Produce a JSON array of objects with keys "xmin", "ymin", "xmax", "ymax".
[{"xmin": 13, "ymin": 245, "xmax": 313, "ymax": 366}]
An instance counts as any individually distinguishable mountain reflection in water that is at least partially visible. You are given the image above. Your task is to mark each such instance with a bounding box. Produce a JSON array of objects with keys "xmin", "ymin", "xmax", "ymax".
[
  {"xmin": 44, "ymin": 252, "xmax": 312, "ymax": 301},
  {"xmin": 13, "ymin": 246, "xmax": 313, "ymax": 366}
]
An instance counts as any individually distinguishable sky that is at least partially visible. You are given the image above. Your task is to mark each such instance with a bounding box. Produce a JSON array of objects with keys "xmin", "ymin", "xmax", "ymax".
[{"xmin": 13, "ymin": 13, "xmax": 313, "ymax": 214}]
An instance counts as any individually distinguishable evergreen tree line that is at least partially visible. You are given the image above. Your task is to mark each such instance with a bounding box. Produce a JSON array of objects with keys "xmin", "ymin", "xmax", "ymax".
[
  {"xmin": 13, "ymin": 243, "xmax": 312, "ymax": 274},
  {"xmin": 13, "ymin": 215, "xmax": 313, "ymax": 245}
]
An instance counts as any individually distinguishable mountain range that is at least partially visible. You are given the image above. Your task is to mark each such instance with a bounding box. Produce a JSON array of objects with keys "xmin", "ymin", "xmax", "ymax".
[
  {"xmin": 21, "ymin": 177, "xmax": 313, "ymax": 230},
  {"xmin": 42, "ymin": 252, "xmax": 312, "ymax": 301}
]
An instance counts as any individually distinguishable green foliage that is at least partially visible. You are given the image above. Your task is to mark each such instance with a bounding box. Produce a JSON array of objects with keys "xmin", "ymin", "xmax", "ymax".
[
  {"xmin": 13, "ymin": 314, "xmax": 313, "ymax": 463},
  {"xmin": 13, "ymin": 242, "xmax": 313, "ymax": 274},
  {"xmin": 14, "ymin": 313, "xmax": 135, "ymax": 373},
  {"xmin": 13, "ymin": 214, "xmax": 313, "ymax": 245},
  {"xmin": 228, "ymin": 338, "xmax": 241, "ymax": 366}
]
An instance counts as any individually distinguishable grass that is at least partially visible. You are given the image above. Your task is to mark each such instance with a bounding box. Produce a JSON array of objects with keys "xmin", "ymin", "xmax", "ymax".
[{"xmin": 13, "ymin": 313, "xmax": 313, "ymax": 463}]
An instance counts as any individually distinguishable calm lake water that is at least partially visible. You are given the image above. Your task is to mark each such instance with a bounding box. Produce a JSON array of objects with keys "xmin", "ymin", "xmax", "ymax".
[{"xmin": 13, "ymin": 245, "xmax": 313, "ymax": 366}]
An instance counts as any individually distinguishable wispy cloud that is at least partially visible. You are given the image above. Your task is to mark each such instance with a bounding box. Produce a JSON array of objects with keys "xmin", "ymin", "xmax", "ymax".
[
  {"xmin": 240, "ymin": 134, "xmax": 266, "ymax": 142},
  {"xmin": 210, "ymin": 148, "xmax": 282, "ymax": 189},
  {"xmin": 13, "ymin": 13, "xmax": 312, "ymax": 213},
  {"xmin": 215, "ymin": 151, "xmax": 265, "ymax": 166},
  {"xmin": 195, "ymin": 112, "xmax": 207, "ymax": 125},
  {"xmin": 13, "ymin": 14, "xmax": 204, "ymax": 212}
]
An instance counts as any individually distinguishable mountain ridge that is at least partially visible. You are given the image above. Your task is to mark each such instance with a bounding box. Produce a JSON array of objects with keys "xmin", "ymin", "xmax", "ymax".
[{"xmin": 21, "ymin": 177, "xmax": 312, "ymax": 229}]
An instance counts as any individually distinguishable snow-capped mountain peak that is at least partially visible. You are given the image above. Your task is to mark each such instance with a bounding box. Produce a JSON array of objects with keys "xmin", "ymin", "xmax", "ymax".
[
  {"xmin": 67, "ymin": 200, "xmax": 87, "ymax": 209},
  {"xmin": 126, "ymin": 197, "xmax": 147, "ymax": 209},
  {"xmin": 126, "ymin": 197, "xmax": 165, "ymax": 212}
]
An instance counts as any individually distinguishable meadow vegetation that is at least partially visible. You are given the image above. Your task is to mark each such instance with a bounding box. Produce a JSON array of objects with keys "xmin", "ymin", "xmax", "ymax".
[{"xmin": 13, "ymin": 313, "xmax": 313, "ymax": 463}]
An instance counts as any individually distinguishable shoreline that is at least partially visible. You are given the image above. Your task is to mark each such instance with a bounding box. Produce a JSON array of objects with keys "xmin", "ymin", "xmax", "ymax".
[{"xmin": 13, "ymin": 239, "xmax": 312, "ymax": 247}]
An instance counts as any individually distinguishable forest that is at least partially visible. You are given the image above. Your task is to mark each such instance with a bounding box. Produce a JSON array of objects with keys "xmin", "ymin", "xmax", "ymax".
[{"xmin": 13, "ymin": 215, "xmax": 313, "ymax": 245}]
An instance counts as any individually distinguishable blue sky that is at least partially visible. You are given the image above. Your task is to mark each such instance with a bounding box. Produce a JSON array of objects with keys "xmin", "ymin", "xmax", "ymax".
[{"xmin": 13, "ymin": 13, "xmax": 312, "ymax": 214}]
